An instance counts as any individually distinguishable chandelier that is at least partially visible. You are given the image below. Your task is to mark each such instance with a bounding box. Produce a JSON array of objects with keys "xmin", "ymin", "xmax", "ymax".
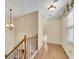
[{"xmin": 6, "ymin": 9, "xmax": 14, "ymax": 30}]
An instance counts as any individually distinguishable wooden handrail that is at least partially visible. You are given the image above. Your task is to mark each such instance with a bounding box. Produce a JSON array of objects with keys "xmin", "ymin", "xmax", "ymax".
[
  {"xmin": 5, "ymin": 34, "xmax": 38, "ymax": 59},
  {"xmin": 6, "ymin": 35, "xmax": 26, "ymax": 58}
]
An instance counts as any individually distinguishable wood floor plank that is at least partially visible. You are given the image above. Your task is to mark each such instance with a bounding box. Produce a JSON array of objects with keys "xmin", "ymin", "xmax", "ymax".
[{"xmin": 34, "ymin": 43, "xmax": 69, "ymax": 59}]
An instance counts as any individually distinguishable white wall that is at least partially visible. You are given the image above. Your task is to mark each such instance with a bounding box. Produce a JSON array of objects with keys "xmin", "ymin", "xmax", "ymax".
[
  {"xmin": 5, "ymin": 15, "xmax": 16, "ymax": 54},
  {"xmin": 43, "ymin": 17, "xmax": 62, "ymax": 44},
  {"xmin": 42, "ymin": 11, "xmax": 74, "ymax": 59},
  {"xmin": 38, "ymin": 12, "xmax": 44, "ymax": 50},
  {"xmin": 61, "ymin": 9, "xmax": 74, "ymax": 59},
  {"xmin": 14, "ymin": 11, "xmax": 38, "ymax": 45}
]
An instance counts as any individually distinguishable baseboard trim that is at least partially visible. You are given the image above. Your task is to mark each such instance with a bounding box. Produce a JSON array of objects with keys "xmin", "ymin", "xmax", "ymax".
[
  {"xmin": 59, "ymin": 45, "xmax": 69, "ymax": 59},
  {"xmin": 32, "ymin": 45, "xmax": 44, "ymax": 59},
  {"xmin": 47, "ymin": 42, "xmax": 69, "ymax": 59},
  {"xmin": 31, "ymin": 51, "xmax": 38, "ymax": 59},
  {"xmin": 47, "ymin": 42, "xmax": 61, "ymax": 46}
]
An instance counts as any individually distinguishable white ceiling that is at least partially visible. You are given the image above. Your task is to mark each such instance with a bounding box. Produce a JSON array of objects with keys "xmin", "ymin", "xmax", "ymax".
[{"xmin": 5, "ymin": 0, "xmax": 68, "ymax": 18}]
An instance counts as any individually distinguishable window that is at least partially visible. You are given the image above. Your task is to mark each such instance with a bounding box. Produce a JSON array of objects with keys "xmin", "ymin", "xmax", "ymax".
[
  {"xmin": 67, "ymin": 9, "xmax": 74, "ymax": 43},
  {"xmin": 67, "ymin": 26, "xmax": 74, "ymax": 43}
]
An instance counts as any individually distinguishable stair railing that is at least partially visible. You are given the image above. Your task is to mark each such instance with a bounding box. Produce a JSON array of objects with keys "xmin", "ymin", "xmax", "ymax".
[
  {"xmin": 27, "ymin": 34, "xmax": 38, "ymax": 59},
  {"xmin": 5, "ymin": 34, "xmax": 38, "ymax": 59},
  {"xmin": 5, "ymin": 35, "xmax": 27, "ymax": 59}
]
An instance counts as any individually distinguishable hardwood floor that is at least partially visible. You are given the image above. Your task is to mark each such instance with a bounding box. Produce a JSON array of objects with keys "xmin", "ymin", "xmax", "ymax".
[{"xmin": 34, "ymin": 43, "xmax": 69, "ymax": 59}]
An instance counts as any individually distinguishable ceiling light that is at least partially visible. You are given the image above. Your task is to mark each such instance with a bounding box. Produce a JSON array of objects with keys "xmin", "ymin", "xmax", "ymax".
[{"xmin": 48, "ymin": 5, "xmax": 56, "ymax": 12}]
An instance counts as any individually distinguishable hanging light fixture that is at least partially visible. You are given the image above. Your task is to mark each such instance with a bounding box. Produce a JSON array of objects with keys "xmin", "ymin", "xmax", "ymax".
[
  {"xmin": 48, "ymin": 0, "xmax": 57, "ymax": 12},
  {"xmin": 6, "ymin": 9, "xmax": 14, "ymax": 30},
  {"xmin": 48, "ymin": 5, "xmax": 56, "ymax": 12}
]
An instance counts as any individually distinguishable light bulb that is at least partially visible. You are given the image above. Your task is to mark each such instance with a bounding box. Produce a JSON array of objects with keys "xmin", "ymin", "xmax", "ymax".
[
  {"xmin": 6, "ymin": 23, "xmax": 14, "ymax": 30},
  {"xmin": 6, "ymin": 24, "xmax": 10, "ymax": 28},
  {"xmin": 10, "ymin": 24, "xmax": 14, "ymax": 27},
  {"xmin": 48, "ymin": 5, "xmax": 56, "ymax": 12},
  {"xmin": 48, "ymin": 7, "xmax": 55, "ymax": 12}
]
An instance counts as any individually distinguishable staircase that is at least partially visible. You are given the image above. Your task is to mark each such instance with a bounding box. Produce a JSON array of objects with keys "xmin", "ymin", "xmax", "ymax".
[{"xmin": 5, "ymin": 34, "xmax": 38, "ymax": 59}]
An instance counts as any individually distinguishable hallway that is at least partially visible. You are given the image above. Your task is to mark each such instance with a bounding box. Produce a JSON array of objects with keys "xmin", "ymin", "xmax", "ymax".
[{"xmin": 34, "ymin": 43, "xmax": 69, "ymax": 59}]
